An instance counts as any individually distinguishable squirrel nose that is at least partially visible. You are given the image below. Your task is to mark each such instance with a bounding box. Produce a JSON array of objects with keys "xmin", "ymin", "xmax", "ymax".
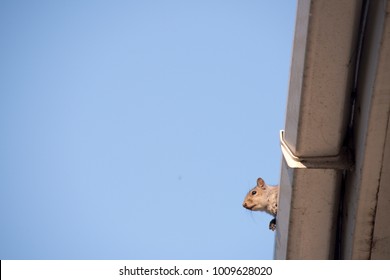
[{"xmin": 243, "ymin": 202, "xmax": 247, "ymax": 208}]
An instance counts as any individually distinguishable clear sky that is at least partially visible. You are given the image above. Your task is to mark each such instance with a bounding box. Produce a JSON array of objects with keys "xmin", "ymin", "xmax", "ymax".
[{"xmin": 0, "ymin": 0, "xmax": 296, "ymax": 259}]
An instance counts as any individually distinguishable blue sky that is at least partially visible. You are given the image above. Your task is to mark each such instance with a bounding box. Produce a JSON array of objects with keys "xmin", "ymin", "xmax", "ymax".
[{"xmin": 0, "ymin": 0, "xmax": 296, "ymax": 259}]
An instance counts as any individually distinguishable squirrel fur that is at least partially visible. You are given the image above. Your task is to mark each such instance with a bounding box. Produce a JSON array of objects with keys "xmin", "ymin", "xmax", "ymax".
[{"xmin": 242, "ymin": 177, "xmax": 279, "ymax": 231}]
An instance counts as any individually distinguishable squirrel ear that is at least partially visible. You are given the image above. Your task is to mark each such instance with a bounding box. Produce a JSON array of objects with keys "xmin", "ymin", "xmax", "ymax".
[{"xmin": 257, "ymin": 178, "xmax": 265, "ymax": 188}]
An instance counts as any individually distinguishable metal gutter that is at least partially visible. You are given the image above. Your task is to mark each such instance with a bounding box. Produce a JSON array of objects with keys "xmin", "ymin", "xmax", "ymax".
[
  {"xmin": 275, "ymin": 0, "xmax": 362, "ymax": 259},
  {"xmin": 276, "ymin": 0, "xmax": 390, "ymax": 259}
]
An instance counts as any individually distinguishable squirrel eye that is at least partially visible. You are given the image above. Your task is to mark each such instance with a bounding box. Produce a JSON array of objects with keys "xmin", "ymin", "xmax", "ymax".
[{"xmin": 251, "ymin": 190, "xmax": 257, "ymax": 195}]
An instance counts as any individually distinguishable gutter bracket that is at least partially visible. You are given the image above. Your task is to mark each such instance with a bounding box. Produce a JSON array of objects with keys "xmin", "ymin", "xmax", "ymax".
[{"xmin": 280, "ymin": 130, "xmax": 353, "ymax": 170}]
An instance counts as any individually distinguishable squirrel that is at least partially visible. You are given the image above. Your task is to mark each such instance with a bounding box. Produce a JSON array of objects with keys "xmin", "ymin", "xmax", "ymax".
[{"xmin": 242, "ymin": 177, "xmax": 279, "ymax": 231}]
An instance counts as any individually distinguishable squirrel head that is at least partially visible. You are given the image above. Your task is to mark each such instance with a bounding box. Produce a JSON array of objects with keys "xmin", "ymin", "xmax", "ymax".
[{"xmin": 242, "ymin": 177, "xmax": 267, "ymax": 211}]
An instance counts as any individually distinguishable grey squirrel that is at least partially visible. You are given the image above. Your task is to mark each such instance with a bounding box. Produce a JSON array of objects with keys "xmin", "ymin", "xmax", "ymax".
[{"xmin": 242, "ymin": 178, "xmax": 279, "ymax": 231}]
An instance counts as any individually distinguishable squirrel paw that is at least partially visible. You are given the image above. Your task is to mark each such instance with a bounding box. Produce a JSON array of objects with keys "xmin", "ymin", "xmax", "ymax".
[{"xmin": 269, "ymin": 218, "xmax": 277, "ymax": 231}]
